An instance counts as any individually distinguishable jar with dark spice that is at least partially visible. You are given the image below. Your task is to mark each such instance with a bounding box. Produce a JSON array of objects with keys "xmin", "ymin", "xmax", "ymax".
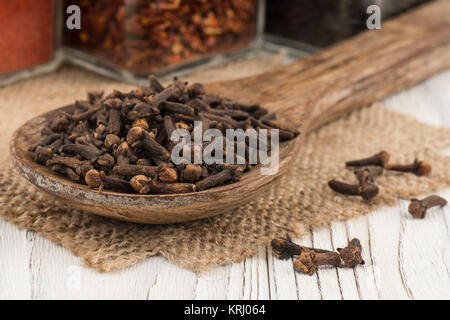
[
  {"xmin": 265, "ymin": 0, "xmax": 430, "ymax": 48},
  {"xmin": 0, "ymin": 0, "xmax": 61, "ymax": 86},
  {"xmin": 63, "ymin": 0, "xmax": 260, "ymax": 81}
]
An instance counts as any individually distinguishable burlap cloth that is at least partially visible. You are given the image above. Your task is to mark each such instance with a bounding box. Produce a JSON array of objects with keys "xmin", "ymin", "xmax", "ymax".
[{"xmin": 1, "ymin": 58, "xmax": 450, "ymax": 272}]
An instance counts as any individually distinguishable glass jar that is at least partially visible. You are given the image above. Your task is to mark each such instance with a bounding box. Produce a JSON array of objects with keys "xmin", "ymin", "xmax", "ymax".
[
  {"xmin": 0, "ymin": 0, "xmax": 61, "ymax": 87},
  {"xmin": 63, "ymin": 0, "xmax": 260, "ymax": 81},
  {"xmin": 265, "ymin": 0, "xmax": 430, "ymax": 48}
]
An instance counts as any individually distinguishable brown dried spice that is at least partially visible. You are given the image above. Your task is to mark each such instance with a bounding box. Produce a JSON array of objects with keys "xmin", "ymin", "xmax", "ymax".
[
  {"xmin": 33, "ymin": 75, "xmax": 298, "ymax": 194},
  {"xmin": 272, "ymin": 235, "xmax": 365, "ymax": 276},
  {"xmin": 408, "ymin": 195, "xmax": 447, "ymax": 219},
  {"xmin": 64, "ymin": 0, "xmax": 256, "ymax": 74}
]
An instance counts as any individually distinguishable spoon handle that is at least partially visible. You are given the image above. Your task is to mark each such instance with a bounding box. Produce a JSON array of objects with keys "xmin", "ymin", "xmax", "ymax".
[{"xmin": 208, "ymin": 0, "xmax": 450, "ymax": 132}]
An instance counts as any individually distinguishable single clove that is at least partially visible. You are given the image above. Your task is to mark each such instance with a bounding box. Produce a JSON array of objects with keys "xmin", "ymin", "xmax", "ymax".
[
  {"xmin": 85, "ymin": 169, "xmax": 102, "ymax": 188},
  {"xmin": 60, "ymin": 143, "xmax": 102, "ymax": 162},
  {"xmin": 48, "ymin": 163, "xmax": 80, "ymax": 182},
  {"xmin": 104, "ymin": 134, "xmax": 121, "ymax": 150},
  {"xmin": 293, "ymin": 248, "xmax": 316, "ymax": 276},
  {"xmin": 272, "ymin": 235, "xmax": 365, "ymax": 276},
  {"xmin": 114, "ymin": 142, "xmax": 137, "ymax": 165},
  {"xmin": 46, "ymin": 155, "xmax": 89, "ymax": 171},
  {"xmin": 337, "ymin": 238, "xmax": 365, "ymax": 267},
  {"xmin": 132, "ymin": 118, "xmax": 150, "ymax": 131},
  {"xmin": 130, "ymin": 175, "xmax": 150, "ymax": 193},
  {"xmin": 35, "ymin": 146, "xmax": 54, "ymax": 164},
  {"xmin": 96, "ymin": 153, "xmax": 116, "ymax": 172},
  {"xmin": 31, "ymin": 128, "xmax": 61, "ymax": 151},
  {"xmin": 104, "ymin": 98, "xmax": 122, "ymax": 135},
  {"xmin": 385, "ymin": 159, "xmax": 432, "ymax": 176},
  {"xmin": 328, "ymin": 179, "xmax": 379, "ymax": 201},
  {"xmin": 293, "ymin": 249, "xmax": 342, "ymax": 276},
  {"xmin": 183, "ymin": 164, "xmax": 203, "ymax": 182},
  {"xmin": 126, "ymin": 126, "xmax": 171, "ymax": 163},
  {"xmin": 148, "ymin": 75, "xmax": 165, "ymax": 93},
  {"xmin": 408, "ymin": 195, "xmax": 447, "ymax": 219},
  {"xmin": 353, "ymin": 166, "xmax": 384, "ymax": 184},
  {"xmin": 186, "ymin": 82, "xmax": 205, "ymax": 97},
  {"xmin": 195, "ymin": 166, "xmax": 243, "ymax": 191},
  {"xmin": 271, "ymin": 237, "xmax": 301, "ymax": 259},
  {"xmin": 160, "ymin": 101, "xmax": 195, "ymax": 116},
  {"xmin": 113, "ymin": 164, "xmax": 160, "ymax": 178},
  {"xmin": 158, "ymin": 165, "xmax": 178, "ymax": 183},
  {"xmin": 345, "ymin": 151, "xmax": 390, "ymax": 167},
  {"xmin": 98, "ymin": 171, "xmax": 132, "ymax": 192},
  {"xmin": 76, "ymin": 163, "xmax": 94, "ymax": 178},
  {"xmin": 271, "ymin": 235, "xmax": 331, "ymax": 260}
]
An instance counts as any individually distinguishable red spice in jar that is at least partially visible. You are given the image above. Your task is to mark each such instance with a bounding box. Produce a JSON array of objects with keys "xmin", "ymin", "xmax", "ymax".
[
  {"xmin": 64, "ymin": 0, "xmax": 256, "ymax": 74},
  {"xmin": 0, "ymin": 0, "xmax": 54, "ymax": 73}
]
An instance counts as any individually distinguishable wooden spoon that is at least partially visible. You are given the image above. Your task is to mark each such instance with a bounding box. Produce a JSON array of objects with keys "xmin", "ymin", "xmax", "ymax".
[{"xmin": 10, "ymin": 0, "xmax": 450, "ymax": 224}]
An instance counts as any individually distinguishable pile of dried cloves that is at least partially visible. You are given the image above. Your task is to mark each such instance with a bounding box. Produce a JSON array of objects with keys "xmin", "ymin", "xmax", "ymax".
[
  {"xmin": 328, "ymin": 150, "xmax": 447, "ymax": 218},
  {"xmin": 271, "ymin": 235, "xmax": 365, "ymax": 276},
  {"xmin": 31, "ymin": 76, "xmax": 298, "ymax": 194}
]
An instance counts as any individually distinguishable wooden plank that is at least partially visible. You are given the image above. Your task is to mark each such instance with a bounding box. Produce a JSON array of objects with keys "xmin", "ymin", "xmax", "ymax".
[
  {"xmin": 441, "ymin": 189, "xmax": 450, "ymax": 283},
  {"xmin": 329, "ymin": 222, "xmax": 361, "ymax": 300},
  {"xmin": 241, "ymin": 248, "xmax": 270, "ymax": 299},
  {"xmin": 267, "ymin": 244, "xmax": 299, "ymax": 300},
  {"xmin": 345, "ymin": 216, "xmax": 381, "ymax": 300},
  {"xmin": 396, "ymin": 191, "xmax": 450, "ymax": 300},
  {"xmin": 193, "ymin": 247, "xmax": 270, "ymax": 300},
  {"xmin": 10, "ymin": 229, "xmax": 196, "ymax": 300},
  {"xmin": 0, "ymin": 221, "xmax": 31, "ymax": 299},
  {"xmin": 365, "ymin": 206, "xmax": 411, "ymax": 299},
  {"xmin": 381, "ymin": 68, "xmax": 450, "ymax": 299},
  {"xmin": 17, "ymin": 232, "xmax": 162, "ymax": 300},
  {"xmin": 142, "ymin": 258, "xmax": 197, "ymax": 300},
  {"xmin": 384, "ymin": 69, "xmax": 450, "ymax": 127},
  {"xmin": 293, "ymin": 234, "xmax": 322, "ymax": 300},
  {"xmin": 193, "ymin": 264, "xmax": 234, "ymax": 300},
  {"xmin": 310, "ymin": 229, "xmax": 343, "ymax": 299}
]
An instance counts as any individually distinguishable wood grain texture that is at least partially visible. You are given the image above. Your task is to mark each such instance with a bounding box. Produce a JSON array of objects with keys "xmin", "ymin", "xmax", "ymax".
[
  {"xmin": 2, "ymin": 66, "xmax": 449, "ymax": 300},
  {"xmin": 9, "ymin": 0, "xmax": 450, "ymax": 224},
  {"xmin": 206, "ymin": 0, "xmax": 450, "ymax": 131}
]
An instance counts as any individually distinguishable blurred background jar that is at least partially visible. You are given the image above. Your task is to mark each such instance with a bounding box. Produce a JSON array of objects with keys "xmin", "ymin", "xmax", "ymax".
[
  {"xmin": 0, "ymin": 0, "xmax": 62, "ymax": 87},
  {"xmin": 265, "ymin": 0, "xmax": 431, "ymax": 50},
  {"xmin": 64, "ymin": 0, "xmax": 261, "ymax": 81}
]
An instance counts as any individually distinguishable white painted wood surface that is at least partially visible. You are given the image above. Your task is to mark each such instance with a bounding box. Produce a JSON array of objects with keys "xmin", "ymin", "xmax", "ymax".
[{"xmin": 1, "ymin": 70, "xmax": 450, "ymax": 300}]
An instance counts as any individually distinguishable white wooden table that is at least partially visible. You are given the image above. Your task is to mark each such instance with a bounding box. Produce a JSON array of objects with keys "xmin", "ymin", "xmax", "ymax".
[{"xmin": 1, "ymin": 70, "xmax": 449, "ymax": 300}]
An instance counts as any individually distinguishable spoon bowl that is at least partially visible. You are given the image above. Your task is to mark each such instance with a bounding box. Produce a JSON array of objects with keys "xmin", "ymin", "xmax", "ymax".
[{"xmin": 10, "ymin": 103, "xmax": 301, "ymax": 224}]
